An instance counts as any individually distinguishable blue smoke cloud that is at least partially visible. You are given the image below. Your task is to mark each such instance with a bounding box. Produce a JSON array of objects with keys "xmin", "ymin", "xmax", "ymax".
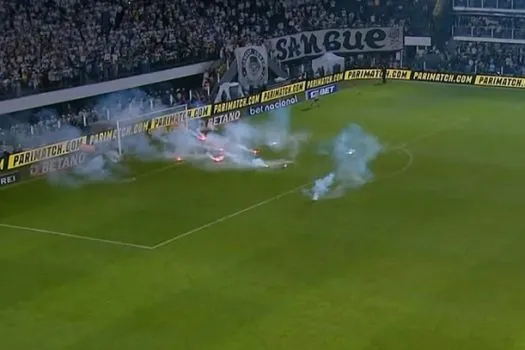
[{"xmin": 305, "ymin": 124, "xmax": 382, "ymax": 201}]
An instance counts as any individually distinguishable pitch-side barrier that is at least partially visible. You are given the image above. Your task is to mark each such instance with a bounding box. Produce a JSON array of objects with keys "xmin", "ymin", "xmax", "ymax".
[{"xmin": 1, "ymin": 68, "xmax": 522, "ymax": 185}]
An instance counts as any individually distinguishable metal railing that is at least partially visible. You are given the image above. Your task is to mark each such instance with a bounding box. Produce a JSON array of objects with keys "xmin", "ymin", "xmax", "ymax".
[
  {"xmin": 453, "ymin": 0, "xmax": 525, "ymax": 9},
  {"xmin": 453, "ymin": 25, "xmax": 525, "ymax": 40},
  {"xmin": 405, "ymin": 51, "xmax": 525, "ymax": 77}
]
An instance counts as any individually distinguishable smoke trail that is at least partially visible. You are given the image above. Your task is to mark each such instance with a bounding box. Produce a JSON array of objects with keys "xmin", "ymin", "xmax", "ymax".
[
  {"xmin": 159, "ymin": 106, "xmax": 306, "ymax": 171},
  {"xmin": 29, "ymin": 95, "xmax": 305, "ymax": 185},
  {"xmin": 39, "ymin": 90, "xmax": 158, "ymax": 186},
  {"xmin": 305, "ymin": 124, "xmax": 382, "ymax": 201},
  {"xmin": 259, "ymin": 107, "xmax": 309, "ymax": 159},
  {"xmin": 220, "ymin": 106, "xmax": 307, "ymax": 168},
  {"xmin": 113, "ymin": 93, "xmax": 166, "ymax": 161}
]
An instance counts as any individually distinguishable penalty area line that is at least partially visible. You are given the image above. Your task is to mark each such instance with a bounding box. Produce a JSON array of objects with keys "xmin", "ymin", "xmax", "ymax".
[
  {"xmin": 151, "ymin": 184, "xmax": 308, "ymax": 249},
  {"xmin": 0, "ymin": 223, "xmax": 153, "ymax": 250}
]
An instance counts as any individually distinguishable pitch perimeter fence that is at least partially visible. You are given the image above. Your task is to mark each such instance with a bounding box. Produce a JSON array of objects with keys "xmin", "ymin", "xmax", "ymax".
[{"xmin": 0, "ymin": 68, "xmax": 523, "ymax": 187}]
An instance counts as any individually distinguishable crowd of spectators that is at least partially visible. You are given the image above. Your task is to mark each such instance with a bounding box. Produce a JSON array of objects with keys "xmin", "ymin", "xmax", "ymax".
[
  {"xmin": 0, "ymin": 0, "xmax": 434, "ymax": 100},
  {"xmin": 458, "ymin": 41, "xmax": 525, "ymax": 75},
  {"xmin": 453, "ymin": 14, "xmax": 525, "ymax": 40},
  {"xmin": 447, "ymin": 0, "xmax": 525, "ymax": 74},
  {"xmin": 0, "ymin": 0, "xmax": 436, "ymax": 152},
  {"xmin": 0, "ymin": 0, "xmax": 222, "ymax": 100},
  {"xmin": 443, "ymin": 10, "xmax": 525, "ymax": 75},
  {"xmin": 7, "ymin": 0, "xmax": 525, "ymax": 153},
  {"xmin": 11, "ymin": 0, "xmax": 525, "ymax": 154},
  {"xmin": 411, "ymin": 41, "xmax": 525, "ymax": 75}
]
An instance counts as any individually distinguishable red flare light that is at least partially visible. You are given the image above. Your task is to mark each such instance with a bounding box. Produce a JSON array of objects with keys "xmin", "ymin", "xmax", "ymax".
[
  {"xmin": 175, "ymin": 156, "xmax": 183, "ymax": 162},
  {"xmin": 197, "ymin": 133, "xmax": 207, "ymax": 141},
  {"xmin": 252, "ymin": 149, "xmax": 260, "ymax": 155}
]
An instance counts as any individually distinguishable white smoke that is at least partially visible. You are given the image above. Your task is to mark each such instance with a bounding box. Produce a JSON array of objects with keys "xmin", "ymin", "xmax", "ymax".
[
  {"xmin": 305, "ymin": 124, "xmax": 382, "ymax": 201},
  {"xmin": 158, "ymin": 106, "xmax": 307, "ymax": 170}
]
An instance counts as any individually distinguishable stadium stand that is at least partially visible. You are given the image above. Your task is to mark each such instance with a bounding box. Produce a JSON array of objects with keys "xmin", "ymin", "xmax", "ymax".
[
  {"xmin": 449, "ymin": 0, "xmax": 525, "ymax": 72},
  {"xmin": 0, "ymin": 0, "xmax": 434, "ymax": 150},
  {"xmin": 0, "ymin": 0, "xmax": 222, "ymax": 100},
  {"xmin": 411, "ymin": 0, "xmax": 525, "ymax": 74},
  {"xmin": 453, "ymin": 14, "xmax": 525, "ymax": 41},
  {"xmin": 0, "ymin": 74, "xmax": 209, "ymax": 150},
  {"xmin": 0, "ymin": 0, "xmax": 434, "ymax": 100},
  {"xmin": 4, "ymin": 0, "xmax": 520, "ymax": 153}
]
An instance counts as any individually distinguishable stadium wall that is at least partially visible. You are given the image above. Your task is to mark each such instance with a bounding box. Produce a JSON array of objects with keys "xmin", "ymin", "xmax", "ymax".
[{"xmin": 1, "ymin": 68, "xmax": 524, "ymax": 185}]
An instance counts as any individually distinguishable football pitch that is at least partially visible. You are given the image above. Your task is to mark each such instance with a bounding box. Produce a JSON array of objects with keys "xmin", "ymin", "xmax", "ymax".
[{"xmin": 2, "ymin": 81, "xmax": 525, "ymax": 350}]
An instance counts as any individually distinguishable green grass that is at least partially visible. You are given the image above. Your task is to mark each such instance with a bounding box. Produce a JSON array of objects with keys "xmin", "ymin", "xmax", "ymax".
[{"xmin": 2, "ymin": 81, "xmax": 525, "ymax": 350}]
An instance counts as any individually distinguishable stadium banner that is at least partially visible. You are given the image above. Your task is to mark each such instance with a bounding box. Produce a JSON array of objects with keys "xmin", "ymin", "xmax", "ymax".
[
  {"xmin": 29, "ymin": 152, "xmax": 88, "ymax": 177},
  {"xmin": 247, "ymin": 96, "xmax": 299, "ymax": 116},
  {"xmin": 475, "ymin": 75, "xmax": 525, "ymax": 88},
  {"xmin": 344, "ymin": 69, "xmax": 411, "ymax": 80},
  {"xmin": 270, "ymin": 27, "xmax": 404, "ymax": 62},
  {"xmin": 200, "ymin": 111, "xmax": 241, "ymax": 130},
  {"xmin": 306, "ymin": 84, "xmax": 338, "ymax": 100},
  {"xmin": 212, "ymin": 81, "xmax": 306, "ymax": 114},
  {"xmin": 410, "ymin": 71, "xmax": 475, "ymax": 85},
  {"xmin": 0, "ymin": 172, "xmax": 19, "ymax": 187},
  {"xmin": 7, "ymin": 136, "xmax": 88, "ymax": 170},
  {"xmin": 235, "ymin": 46, "xmax": 269, "ymax": 89}
]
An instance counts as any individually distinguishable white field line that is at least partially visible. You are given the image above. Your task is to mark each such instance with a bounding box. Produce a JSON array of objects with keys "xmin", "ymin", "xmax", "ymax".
[
  {"xmin": 375, "ymin": 147, "xmax": 414, "ymax": 181},
  {"xmin": 150, "ymin": 184, "xmax": 307, "ymax": 249},
  {"xmin": 151, "ymin": 118, "xmax": 470, "ymax": 249},
  {"xmin": 0, "ymin": 164, "xmax": 179, "ymax": 249},
  {"xmin": 0, "ymin": 223, "xmax": 153, "ymax": 250}
]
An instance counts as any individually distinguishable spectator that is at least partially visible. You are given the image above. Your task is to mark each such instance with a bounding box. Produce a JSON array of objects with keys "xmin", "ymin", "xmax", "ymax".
[
  {"xmin": 0, "ymin": 0, "xmax": 433, "ymax": 100},
  {"xmin": 0, "ymin": 0, "xmax": 222, "ymax": 100},
  {"xmin": 0, "ymin": 0, "xmax": 439, "ymax": 149}
]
